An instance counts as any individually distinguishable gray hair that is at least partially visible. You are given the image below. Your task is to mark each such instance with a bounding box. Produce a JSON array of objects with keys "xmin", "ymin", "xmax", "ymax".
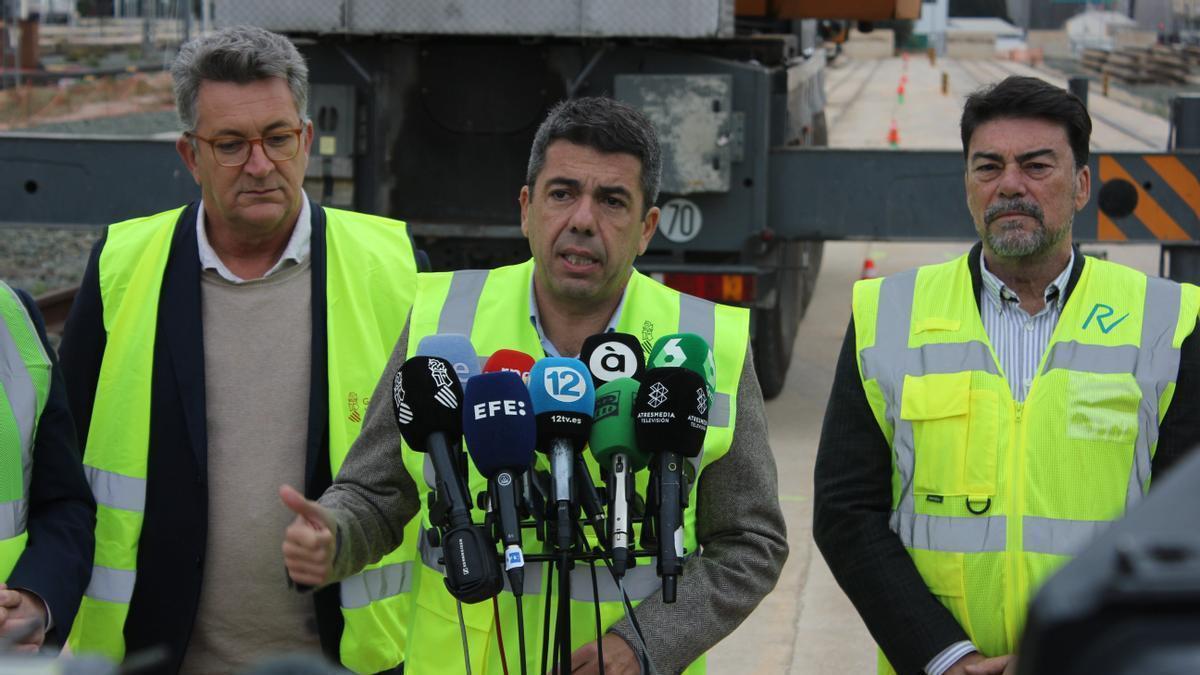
[
  {"xmin": 171, "ymin": 25, "xmax": 309, "ymax": 132},
  {"xmin": 526, "ymin": 97, "xmax": 662, "ymax": 213}
]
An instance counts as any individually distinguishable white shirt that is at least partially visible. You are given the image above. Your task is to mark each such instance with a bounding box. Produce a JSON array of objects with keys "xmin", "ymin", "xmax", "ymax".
[{"xmin": 196, "ymin": 192, "xmax": 312, "ymax": 283}]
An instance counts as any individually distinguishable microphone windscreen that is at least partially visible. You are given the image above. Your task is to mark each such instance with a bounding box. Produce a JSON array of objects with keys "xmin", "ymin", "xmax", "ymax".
[
  {"xmin": 393, "ymin": 356, "xmax": 464, "ymax": 453},
  {"xmin": 579, "ymin": 332, "xmax": 645, "ymax": 387},
  {"xmin": 633, "ymin": 367, "xmax": 709, "ymax": 458},
  {"xmin": 528, "ymin": 357, "xmax": 595, "ymax": 449},
  {"xmin": 590, "ymin": 378, "xmax": 650, "ymax": 471},
  {"xmin": 417, "ymin": 334, "xmax": 480, "ymax": 386},
  {"xmin": 647, "ymin": 333, "xmax": 716, "ymax": 395},
  {"xmin": 462, "ymin": 372, "xmax": 536, "ymax": 477},
  {"xmin": 483, "ymin": 349, "xmax": 536, "ymax": 384}
]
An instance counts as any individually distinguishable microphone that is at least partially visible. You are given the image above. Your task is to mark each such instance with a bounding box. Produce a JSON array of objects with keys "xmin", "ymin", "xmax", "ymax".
[
  {"xmin": 417, "ymin": 333, "xmax": 481, "ymax": 386},
  {"xmin": 575, "ymin": 333, "xmax": 646, "ymax": 545},
  {"xmin": 462, "ymin": 371, "xmax": 537, "ymax": 595},
  {"xmin": 647, "ymin": 332, "xmax": 716, "ymax": 395},
  {"xmin": 590, "ymin": 377, "xmax": 651, "ymax": 577},
  {"xmin": 528, "ymin": 357, "xmax": 595, "ymax": 553},
  {"xmin": 634, "ymin": 367, "xmax": 710, "ymax": 603},
  {"xmin": 392, "ymin": 356, "xmax": 501, "ymax": 603},
  {"xmin": 483, "ymin": 349, "xmax": 536, "ymax": 384},
  {"xmin": 579, "ymin": 332, "xmax": 646, "ymax": 388}
]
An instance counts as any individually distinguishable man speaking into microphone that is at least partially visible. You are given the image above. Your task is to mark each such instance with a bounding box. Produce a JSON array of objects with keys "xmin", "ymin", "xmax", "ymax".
[{"xmin": 281, "ymin": 97, "xmax": 788, "ymax": 674}]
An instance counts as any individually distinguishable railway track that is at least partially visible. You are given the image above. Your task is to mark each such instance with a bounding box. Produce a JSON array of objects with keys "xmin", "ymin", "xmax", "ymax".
[{"xmin": 34, "ymin": 285, "xmax": 79, "ymax": 336}]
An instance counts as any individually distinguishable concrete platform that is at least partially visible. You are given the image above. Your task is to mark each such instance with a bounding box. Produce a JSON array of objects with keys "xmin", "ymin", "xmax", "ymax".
[{"xmin": 824, "ymin": 55, "xmax": 1169, "ymax": 151}]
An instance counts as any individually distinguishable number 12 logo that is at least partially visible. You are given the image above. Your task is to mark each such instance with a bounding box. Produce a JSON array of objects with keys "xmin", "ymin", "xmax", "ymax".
[{"xmin": 544, "ymin": 366, "xmax": 585, "ymax": 403}]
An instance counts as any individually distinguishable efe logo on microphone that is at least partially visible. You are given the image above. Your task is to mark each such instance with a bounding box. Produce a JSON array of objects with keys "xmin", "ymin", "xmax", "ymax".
[{"xmin": 472, "ymin": 399, "xmax": 528, "ymax": 420}]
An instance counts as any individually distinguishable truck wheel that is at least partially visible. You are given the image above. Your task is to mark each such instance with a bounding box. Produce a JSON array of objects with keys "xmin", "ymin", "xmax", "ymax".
[
  {"xmin": 754, "ymin": 302, "xmax": 792, "ymax": 401},
  {"xmin": 754, "ymin": 244, "xmax": 805, "ymax": 400}
]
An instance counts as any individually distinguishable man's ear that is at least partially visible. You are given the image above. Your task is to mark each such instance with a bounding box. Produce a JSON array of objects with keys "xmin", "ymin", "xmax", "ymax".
[
  {"xmin": 1074, "ymin": 164, "xmax": 1091, "ymax": 211},
  {"xmin": 176, "ymin": 135, "xmax": 202, "ymax": 185},
  {"xmin": 519, "ymin": 185, "xmax": 531, "ymax": 238},
  {"xmin": 637, "ymin": 206, "xmax": 660, "ymax": 255}
]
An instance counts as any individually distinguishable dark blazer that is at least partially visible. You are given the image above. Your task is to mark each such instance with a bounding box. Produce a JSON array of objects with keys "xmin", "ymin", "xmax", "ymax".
[
  {"xmin": 59, "ymin": 202, "xmax": 346, "ymax": 673},
  {"xmin": 812, "ymin": 243, "xmax": 1200, "ymax": 675},
  {"xmin": 8, "ymin": 289, "xmax": 95, "ymax": 645}
]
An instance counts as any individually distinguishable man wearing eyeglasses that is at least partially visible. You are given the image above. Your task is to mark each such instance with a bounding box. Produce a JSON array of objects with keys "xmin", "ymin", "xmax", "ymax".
[{"xmin": 58, "ymin": 25, "xmax": 418, "ymax": 674}]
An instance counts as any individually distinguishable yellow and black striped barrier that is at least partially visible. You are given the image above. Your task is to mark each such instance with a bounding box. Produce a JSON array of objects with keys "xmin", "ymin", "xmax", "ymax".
[{"xmin": 1090, "ymin": 152, "xmax": 1200, "ymax": 242}]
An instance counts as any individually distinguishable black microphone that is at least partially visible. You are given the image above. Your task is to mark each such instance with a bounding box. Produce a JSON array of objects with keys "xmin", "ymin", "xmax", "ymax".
[
  {"xmin": 462, "ymin": 371, "xmax": 537, "ymax": 595},
  {"xmin": 634, "ymin": 367, "xmax": 709, "ymax": 603},
  {"xmin": 393, "ymin": 356, "xmax": 501, "ymax": 603},
  {"xmin": 580, "ymin": 331, "xmax": 646, "ymax": 389}
]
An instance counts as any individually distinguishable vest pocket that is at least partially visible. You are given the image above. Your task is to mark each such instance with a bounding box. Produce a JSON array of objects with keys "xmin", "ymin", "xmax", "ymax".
[
  {"xmin": 902, "ymin": 373, "xmax": 998, "ymax": 498},
  {"xmin": 1066, "ymin": 372, "xmax": 1140, "ymax": 443}
]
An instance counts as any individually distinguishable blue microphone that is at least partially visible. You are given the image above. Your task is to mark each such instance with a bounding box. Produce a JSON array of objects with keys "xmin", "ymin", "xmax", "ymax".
[
  {"xmin": 528, "ymin": 357, "xmax": 595, "ymax": 553},
  {"xmin": 416, "ymin": 334, "xmax": 480, "ymax": 386},
  {"xmin": 463, "ymin": 371, "xmax": 537, "ymax": 595}
]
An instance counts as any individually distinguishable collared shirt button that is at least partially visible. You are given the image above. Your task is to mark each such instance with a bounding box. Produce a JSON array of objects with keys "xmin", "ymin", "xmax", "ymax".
[{"xmin": 1024, "ymin": 321, "xmax": 1034, "ymax": 331}]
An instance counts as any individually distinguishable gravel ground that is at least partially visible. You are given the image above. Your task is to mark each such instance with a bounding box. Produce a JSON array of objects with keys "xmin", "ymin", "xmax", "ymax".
[
  {"xmin": 1, "ymin": 227, "xmax": 103, "ymax": 297},
  {"xmin": 23, "ymin": 109, "xmax": 181, "ymax": 136},
  {"xmin": 3, "ymin": 111, "xmax": 179, "ymax": 298}
]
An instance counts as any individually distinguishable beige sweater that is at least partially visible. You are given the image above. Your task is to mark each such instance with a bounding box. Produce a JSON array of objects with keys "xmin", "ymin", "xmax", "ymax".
[{"xmin": 180, "ymin": 262, "xmax": 323, "ymax": 674}]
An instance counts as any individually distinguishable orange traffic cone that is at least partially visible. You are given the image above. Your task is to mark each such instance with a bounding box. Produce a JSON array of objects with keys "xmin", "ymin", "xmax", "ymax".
[
  {"xmin": 887, "ymin": 119, "xmax": 900, "ymax": 148},
  {"xmin": 860, "ymin": 257, "xmax": 878, "ymax": 280}
]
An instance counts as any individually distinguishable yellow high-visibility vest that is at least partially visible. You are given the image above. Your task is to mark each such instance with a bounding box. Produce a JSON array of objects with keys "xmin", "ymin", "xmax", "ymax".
[
  {"xmin": 0, "ymin": 282, "xmax": 52, "ymax": 580},
  {"xmin": 398, "ymin": 259, "xmax": 749, "ymax": 674},
  {"xmin": 852, "ymin": 253, "xmax": 1200, "ymax": 671},
  {"xmin": 66, "ymin": 206, "xmax": 417, "ymax": 674}
]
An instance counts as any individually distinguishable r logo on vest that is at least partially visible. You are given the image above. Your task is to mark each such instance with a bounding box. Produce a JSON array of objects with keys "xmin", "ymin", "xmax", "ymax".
[{"xmin": 1082, "ymin": 303, "xmax": 1130, "ymax": 334}]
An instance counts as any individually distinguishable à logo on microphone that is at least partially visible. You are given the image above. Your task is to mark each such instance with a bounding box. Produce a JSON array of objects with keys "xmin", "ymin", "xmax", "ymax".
[
  {"xmin": 589, "ymin": 341, "xmax": 639, "ymax": 381},
  {"xmin": 472, "ymin": 399, "xmax": 528, "ymax": 420}
]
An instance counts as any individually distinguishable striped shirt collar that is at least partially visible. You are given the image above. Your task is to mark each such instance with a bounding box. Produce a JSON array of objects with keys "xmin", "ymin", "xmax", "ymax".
[
  {"xmin": 196, "ymin": 192, "xmax": 312, "ymax": 284},
  {"xmin": 979, "ymin": 249, "xmax": 1075, "ymax": 315}
]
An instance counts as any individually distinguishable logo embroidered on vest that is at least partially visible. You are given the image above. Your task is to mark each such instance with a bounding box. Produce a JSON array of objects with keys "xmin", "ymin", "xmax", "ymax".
[
  {"xmin": 347, "ymin": 391, "xmax": 362, "ymax": 423},
  {"xmin": 641, "ymin": 320, "xmax": 655, "ymax": 355},
  {"xmin": 1082, "ymin": 303, "xmax": 1130, "ymax": 334}
]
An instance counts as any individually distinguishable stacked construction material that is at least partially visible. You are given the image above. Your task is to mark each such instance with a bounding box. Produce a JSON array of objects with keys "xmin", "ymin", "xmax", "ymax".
[{"xmin": 1081, "ymin": 44, "xmax": 1196, "ymax": 85}]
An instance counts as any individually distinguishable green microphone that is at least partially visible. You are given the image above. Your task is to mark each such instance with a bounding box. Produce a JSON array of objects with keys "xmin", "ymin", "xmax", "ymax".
[
  {"xmin": 590, "ymin": 377, "xmax": 649, "ymax": 576},
  {"xmin": 647, "ymin": 332, "xmax": 716, "ymax": 397}
]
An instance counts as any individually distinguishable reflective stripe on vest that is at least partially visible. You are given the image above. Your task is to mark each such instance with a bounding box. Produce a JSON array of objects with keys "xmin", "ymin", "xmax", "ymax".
[
  {"xmin": 0, "ymin": 281, "xmax": 51, "ymax": 576},
  {"xmin": 68, "ymin": 206, "xmax": 417, "ymax": 673},
  {"xmin": 397, "ymin": 260, "xmax": 749, "ymax": 675}
]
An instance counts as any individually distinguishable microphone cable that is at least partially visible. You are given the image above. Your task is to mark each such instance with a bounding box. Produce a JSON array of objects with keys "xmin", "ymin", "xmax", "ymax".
[
  {"xmin": 589, "ymin": 558, "xmax": 606, "ymax": 675},
  {"xmin": 616, "ymin": 577, "xmax": 660, "ymax": 675},
  {"xmin": 457, "ymin": 599, "xmax": 474, "ymax": 675},
  {"xmin": 515, "ymin": 592, "xmax": 529, "ymax": 675},
  {"xmin": 572, "ymin": 520, "xmax": 608, "ymax": 675},
  {"xmin": 493, "ymin": 596, "xmax": 511, "ymax": 675},
  {"xmin": 541, "ymin": 560, "xmax": 554, "ymax": 675}
]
